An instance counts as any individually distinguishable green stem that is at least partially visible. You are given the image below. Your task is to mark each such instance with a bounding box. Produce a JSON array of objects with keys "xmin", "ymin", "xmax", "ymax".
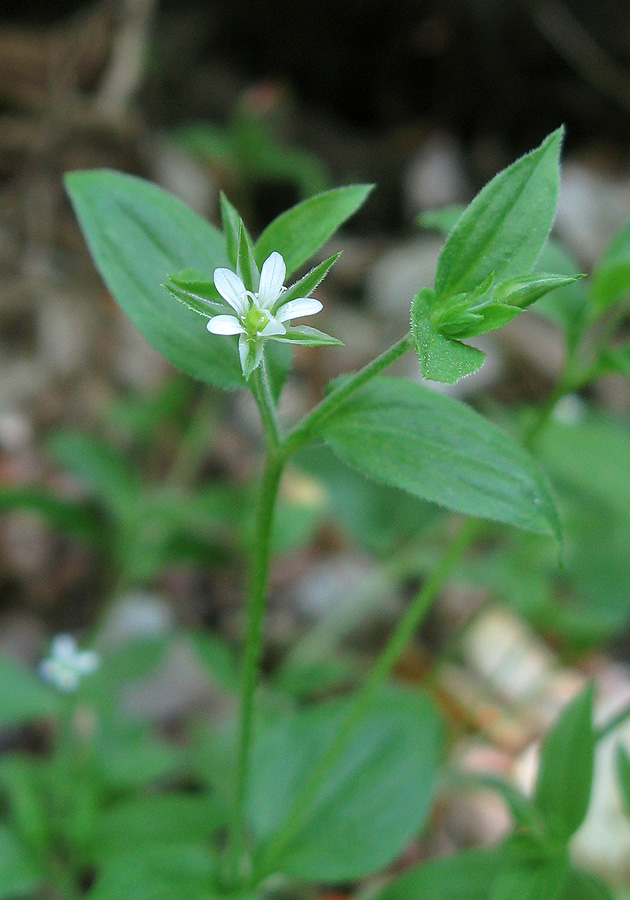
[
  {"xmin": 253, "ymin": 518, "xmax": 477, "ymax": 883},
  {"xmin": 281, "ymin": 333, "xmax": 413, "ymax": 459},
  {"xmin": 253, "ymin": 358, "xmax": 281, "ymax": 449},
  {"xmin": 229, "ymin": 335, "xmax": 412, "ymax": 884},
  {"xmin": 229, "ymin": 449, "xmax": 285, "ymax": 885}
]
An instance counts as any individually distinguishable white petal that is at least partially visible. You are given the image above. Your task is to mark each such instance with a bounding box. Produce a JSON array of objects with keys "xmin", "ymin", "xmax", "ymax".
[
  {"xmin": 51, "ymin": 634, "xmax": 77, "ymax": 662},
  {"xmin": 213, "ymin": 268, "xmax": 248, "ymax": 314},
  {"xmin": 75, "ymin": 651, "xmax": 100, "ymax": 674},
  {"xmin": 260, "ymin": 316, "xmax": 286, "ymax": 337},
  {"xmin": 207, "ymin": 315, "xmax": 246, "ymax": 335},
  {"xmin": 257, "ymin": 252, "xmax": 286, "ymax": 308},
  {"xmin": 276, "ymin": 297, "xmax": 323, "ymax": 322}
]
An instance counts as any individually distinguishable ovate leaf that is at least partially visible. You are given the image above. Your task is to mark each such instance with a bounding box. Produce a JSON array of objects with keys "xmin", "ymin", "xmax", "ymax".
[
  {"xmin": 589, "ymin": 221, "xmax": 630, "ymax": 312},
  {"xmin": 255, "ymin": 185, "xmax": 373, "ymax": 276},
  {"xmin": 535, "ymin": 684, "xmax": 595, "ymax": 843},
  {"xmin": 375, "ymin": 848, "xmax": 508, "ymax": 900},
  {"xmin": 318, "ymin": 377, "xmax": 561, "ymax": 541},
  {"xmin": 435, "ymin": 129, "xmax": 563, "ymax": 300},
  {"xmin": 0, "ymin": 654, "xmax": 60, "ymax": 727},
  {"xmin": 561, "ymin": 869, "xmax": 614, "ymax": 900},
  {"xmin": 416, "ymin": 204, "xmax": 465, "ymax": 235},
  {"xmin": 598, "ymin": 343, "xmax": 630, "ymax": 377},
  {"xmin": 411, "ymin": 288, "xmax": 486, "ymax": 383},
  {"xmin": 87, "ymin": 845, "xmax": 216, "ymax": 900},
  {"xmin": 489, "ymin": 858, "xmax": 567, "ymax": 900},
  {"xmin": 89, "ymin": 793, "xmax": 224, "ymax": 865},
  {"xmin": 0, "ymin": 826, "xmax": 44, "ymax": 899},
  {"xmin": 64, "ymin": 170, "xmax": 243, "ymax": 391},
  {"xmin": 249, "ymin": 687, "xmax": 441, "ymax": 882}
]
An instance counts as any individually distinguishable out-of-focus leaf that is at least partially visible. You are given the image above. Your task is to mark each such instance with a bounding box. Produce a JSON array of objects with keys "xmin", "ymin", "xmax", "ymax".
[
  {"xmin": 0, "ymin": 654, "xmax": 60, "ymax": 727},
  {"xmin": 0, "ymin": 826, "xmax": 44, "ymax": 899},
  {"xmin": 249, "ymin": 687, "xmax": 441, "ymax": 882},
  {"xmin": 535, "ymin": 684, "xmax": 595, "ymax": 843}
]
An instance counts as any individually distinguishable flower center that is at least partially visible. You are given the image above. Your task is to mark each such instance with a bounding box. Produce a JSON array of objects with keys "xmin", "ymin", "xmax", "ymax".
[{"xmin": 243, "ymin": 305, "xmax": 269, "ymax": 336}]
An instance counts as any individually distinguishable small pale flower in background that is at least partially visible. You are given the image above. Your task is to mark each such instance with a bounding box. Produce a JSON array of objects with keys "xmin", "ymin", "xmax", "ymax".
[
  {"xmin": 39, "ymin": 634, "xmax": 100, "ymax": 693},
  {"xmin": 207, "ymin": 251, "xmax": 323, "ymax": 377}
]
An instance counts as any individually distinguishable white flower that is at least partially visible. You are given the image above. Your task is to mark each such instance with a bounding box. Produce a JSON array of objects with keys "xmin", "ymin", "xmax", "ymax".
[
  {"xmin": 207, "ymin": 251, "xmax": 323, "ymax": 377},
  {"xmin": 39, "ymin": 634, "xmax": 100, "ymax": 693}
]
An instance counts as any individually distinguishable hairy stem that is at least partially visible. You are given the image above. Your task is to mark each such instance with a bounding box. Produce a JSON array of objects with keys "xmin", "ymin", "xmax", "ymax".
[
  {"xmin": 252, "ymin": 357, "xmax": 281, "ymax": 448},
  {"xmin": 229, "ymin": 450, "xmax": 284, "ymax": 885},
  {"xmin": 281, "ymin": 332, "xmax": 413, "ymax": 458}
]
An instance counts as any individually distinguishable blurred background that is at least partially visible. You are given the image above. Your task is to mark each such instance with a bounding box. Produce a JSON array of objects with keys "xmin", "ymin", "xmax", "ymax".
[{"xmin": 2, "ymin": 0, "xmax": 630, "ymax": 888}]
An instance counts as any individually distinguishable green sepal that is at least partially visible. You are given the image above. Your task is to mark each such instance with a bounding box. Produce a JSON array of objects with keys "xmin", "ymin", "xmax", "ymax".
[
  {"xmin": 411, "ymin": 289, "xmax": 486, "ymax": 384},
  {"xmin": 220, "ymin": 192, "xmax": 241, "ymax": 268},
  {"xmin": 276, "ymin": 253, "xmax": 340, "ymax": 311},
  {"xmin": 275, "ymin": 325, "xmax": 343, "ymax": 347},
  {"xmin": 239, "ymin": 335, "xmax": 265, "ymax": 381},
  {"xmin": 431, "ymin": 273, "xmax": 581, "ymax": 341},
  {"xmin": 494, "ymin": 273, "xmax": 584, "ymax": 309},
  {"xmin": 236, "ymin": 221, "xmax": 259, "ymax": 292},
  {"xmin": 162, "ymin": 282, "xmax": 225, "ymax": 318}
]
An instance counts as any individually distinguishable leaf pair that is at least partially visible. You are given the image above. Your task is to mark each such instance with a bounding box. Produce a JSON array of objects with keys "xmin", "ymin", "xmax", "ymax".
[{"xmin": 412, "ymin": 128, "xmax": 576, "ymax": 383}]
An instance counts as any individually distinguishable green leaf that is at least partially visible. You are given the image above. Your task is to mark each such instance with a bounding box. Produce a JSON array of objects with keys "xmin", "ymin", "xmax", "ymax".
[
  {"xmin": 535, "ymin": 683, "xmax": 595, "ymax": 843},
  {"xmin": 589, "ymin": 221, "xmax": 630, "ymax": 312},
  {"xmin": 220, "ymin": 192, "xmax": 240, "ymax": 267},
  {"xmin": 236, "ymin": 220, "xmax": 259, "ymax": 292},
  {"xmin": 94, "ymin": 725, "xmax": 184, "ymax": 791},
  {"xmin": 64, "ymin": 169, "xmax": 244, "ymax": 392},
  {"xmin": 616, "ymin": 746, "xmax": 630, "ymax": 820},
  {"xmin": 598, "ymin": 343, "xmax": 630, "ymax": 377},
  {"xmin": 255, "ymin": 184, "xmax": 373, "ymax": 276},
  {"xmin": 89, "ymin": 794, "xmax": 224, "ymax": 865},
  {"xmin": 489, "ymin": 858, "xmax": 567, "ymax": 900},
  {"xmin": 0, "ymin": 756, "xmax": 49, "ymax": 854},
  {"xmin": 0, "ymin": 486, "xmax": 103, "ymax": 545},
  {"xmin": 249, "ymin": 687, "xmax": 441, "ymax": 882},
  {"xmin": 375, "ymin": 847, "xmax": 508, "ymax": 900},
  {"xmin": 319, "ymin": 377, "xmax": 561, "ymax": 540},
  {"xmin": 187, "ymin": 631, "xmax": 239, "ymax": 693},
  {"xmin": 296, "ymin": 443, "xmax": 438, "ymax": 555},
  {"xmin": 411, "ymin": 289, "xmax": 486, "ymax": 383},
  {"xmin": 48, "ymin": 431, "xmax": 139, "ymax": 513},
  {"xmin": 276, "ymin": 325, "xmax": 343, "ymax": 346},
  {"xmin": 0, "ymin": 654, "xmax": 60, "ymax": 727},
  {"xmin": 87, "ymin": 844, "xmax": 217, "ymax": 900},
  {"xmin": 416, "ymin": 204, "xmax": 465, "ymax": 235},
  {"xmin": 0, "ymin": 826, "xmax": 44, "ymax": 899},
  {"xmin": 434, "ymin": 129, "xmax": 563, "ymax": 301},
  {"xmin": 561, "ymin": 869, "xmax": 614, "ymax": 900}
]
